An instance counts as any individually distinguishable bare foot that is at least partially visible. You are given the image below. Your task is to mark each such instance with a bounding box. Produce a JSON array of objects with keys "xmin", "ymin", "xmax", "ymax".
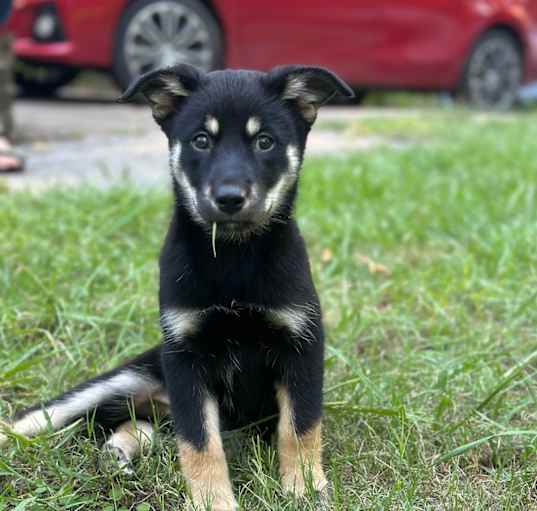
[{"xmin": 0, "ymin": 137, "xmax": 24, "ymax": 172}]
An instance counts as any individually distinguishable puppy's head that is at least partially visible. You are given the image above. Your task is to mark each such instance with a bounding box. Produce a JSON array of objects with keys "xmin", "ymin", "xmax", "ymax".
[{"xmin": 120, "ymin": 64, "xmax": 353, "ymax": 237}]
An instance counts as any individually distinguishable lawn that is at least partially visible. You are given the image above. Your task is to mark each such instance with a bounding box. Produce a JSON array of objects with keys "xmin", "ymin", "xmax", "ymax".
[{"xmin": 2, "ymin": 110, "xmax": 537, "ymax": 510}]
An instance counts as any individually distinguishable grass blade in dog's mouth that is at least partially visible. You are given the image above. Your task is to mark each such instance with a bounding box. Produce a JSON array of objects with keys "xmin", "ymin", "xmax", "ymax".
[{"xmin": 212, "ymin": 222, "xmax": 217, "ymax": 258}]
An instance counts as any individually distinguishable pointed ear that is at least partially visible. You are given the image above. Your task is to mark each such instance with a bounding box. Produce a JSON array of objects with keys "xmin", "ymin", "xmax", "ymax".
[
  {"xmin": 265, "ymin": 65, "xmax": 355, "ymax": 123},
  {"xmin": 117, "ymin": 64, "xmax": 202, "ymax": 122}
]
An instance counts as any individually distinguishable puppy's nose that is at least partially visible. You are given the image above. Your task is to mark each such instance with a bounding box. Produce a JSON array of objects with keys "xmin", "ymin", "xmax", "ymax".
[{"xmin": 214, "ymin": 185, "xmax": 247, "ymax": 214}]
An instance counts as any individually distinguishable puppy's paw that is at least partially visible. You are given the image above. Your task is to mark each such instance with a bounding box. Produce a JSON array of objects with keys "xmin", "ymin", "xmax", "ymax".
[
  {"xmin": 282, "ymin": 470, "xmax": 330, "ymax": 509},
  {"xmin": 101, "ymin": 444, "xmax": 134, "ymax": 475},
  {"xmin": 312, "ymin": 481, "xmax": 332, "ymax": 511},
  {"xmin": 281, "ymin": 469, "xmax": 328, "ymax": 496},
  {"xmin": 187, "ymin": 486, "xmax": 238, "ymax": 511},
  {"xmin": 186, "ymin": 495, "xmax": 238, "ymax": 511}
]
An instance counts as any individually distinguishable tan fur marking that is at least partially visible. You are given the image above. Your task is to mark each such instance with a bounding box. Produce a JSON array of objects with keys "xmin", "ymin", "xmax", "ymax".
[
  {"xmin": 205, "ymin": 115, "xmax": 219, "ymax": 136},
  {"xmin": 106, "ymin": 420, "xmax": 154, "ymax": 462},
  {"xmin": 263, "ymin": 145, "xmax": 300, "ymax": 214},
  {"xmin": 296, "ymin": 100, "xmax": 318, "ymax": 123},
  {"xmin": 148, "ymin": 75, "xmax": 189, "ymax": 120},
  {"xmin": 282, "ymin": 75, "xmax": 321, "ymax": 123},
  {"xmin": 8, "ymin": 409, "xmax": 52, "ymax": 437},
  {"xmin": 152, "ymin": 389, "xmax": 171, "ymax": 408},
  {"xmin": 135, "ymin": 388, "xmax": 171, "ymax": 417},
  {"xmin": 178, "ymin": 397, "xmax": 237, "ymax": 510},
  {"xmin": 160, "ymin": 307, "xmax": 200, "ymax": 343},
  {"xmin": 0, "ymin": 371, "xmax": 157, "ymax": 446},
  {"xmin": 282, "ymin": 76, "xmax": 308, "ymax": 100},
  {"xmin": 268, "ymin": 301, "xmax": 318, "ymax": 344},
  {"xmin": 161, "ymin": 75, "xmax": 189, "ymax": 97},
  {"xmin": 276, "ymin": 385, "xmax": 327, "ymax": 496},
  {"xmin": 0, "ymin": 408, "xmax": 67, "ymax": 445},
  {"xmin": 148, "ymin": 90, "xmax": 176, "ymax": 120},
  {"xmin": 246, "ymin": 116, "xmax": 261, "ymax": 136}
]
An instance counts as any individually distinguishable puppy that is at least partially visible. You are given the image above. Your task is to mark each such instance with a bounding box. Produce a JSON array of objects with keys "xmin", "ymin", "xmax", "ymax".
[{"xmin": 0, "ymin": 64, "xmax": 354, "ymax": 510}]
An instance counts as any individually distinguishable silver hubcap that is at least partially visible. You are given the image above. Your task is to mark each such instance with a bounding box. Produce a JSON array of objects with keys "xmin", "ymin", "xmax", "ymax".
[
  {"xmin": 467, "ymin": 38, "xmax": 521, "ymax": 109},
  {"xmin": 124, "ymin": 1, "xmax": 214, "ymax": 77}
]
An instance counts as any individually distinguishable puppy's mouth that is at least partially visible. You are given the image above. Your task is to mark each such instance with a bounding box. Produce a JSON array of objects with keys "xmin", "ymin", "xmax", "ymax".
[
  {"xmin": 196, "ymin": 198, "xmax": 269, "ymax": 237},
  {"xmin": 199, "ymin": 205, "xmax": 265, "ymax": 233},
  {"xmin": 216, "ymin": 220, "xmax": 256, "ymax": 233}
]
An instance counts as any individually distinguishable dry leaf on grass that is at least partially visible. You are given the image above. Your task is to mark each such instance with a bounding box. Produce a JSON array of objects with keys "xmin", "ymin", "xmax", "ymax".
[
  {"xmin": 321, "ymin": 248, "xmax": 333, "ymax": 263},
  {"xmin": 357, "ymin": 254, "xmax": 390, "ymax": 275}
]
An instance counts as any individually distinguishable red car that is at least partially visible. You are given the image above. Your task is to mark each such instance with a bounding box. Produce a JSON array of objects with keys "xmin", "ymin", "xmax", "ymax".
[{"xmin": 8, "ymin": 0, "xmax": 537, "ymax": 109}]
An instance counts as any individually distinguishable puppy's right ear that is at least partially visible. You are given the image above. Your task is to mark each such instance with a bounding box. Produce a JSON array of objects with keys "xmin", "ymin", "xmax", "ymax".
[
  {"xmin": 265, "ymin": 65, "xmax": 354, "ymax": 124},
  {"xmin": 117, "ymin": 64, "xmax": 202, "ymax": 122}
]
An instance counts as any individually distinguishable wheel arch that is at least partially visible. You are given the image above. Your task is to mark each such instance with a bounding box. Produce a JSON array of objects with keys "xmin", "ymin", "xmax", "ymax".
[
  {"xmin": 456, "ymin": 22, "xmax": 525, "ymax": 108},
  {"xmin": 458, "ymin": 22, "xmax": 525, "ymax": 88},
  {"xmin": 483, "ymin": 23, "xmax": 525, "ymax": 53}
]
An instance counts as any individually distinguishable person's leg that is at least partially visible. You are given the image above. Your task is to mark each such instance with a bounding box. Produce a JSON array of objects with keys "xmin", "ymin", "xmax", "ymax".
[
  {"xmin": 0, "ymin": 30, "xmax": 14, "ymax": 138},
  {"xmin": 0, "ymin": 29, "xmax": 23, "ymax": 172}
]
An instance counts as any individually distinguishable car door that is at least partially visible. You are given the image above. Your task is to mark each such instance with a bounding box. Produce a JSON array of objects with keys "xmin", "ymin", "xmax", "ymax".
[{"xmin": 229, "ymin": 0, "xmax": 463, "ymax": 88}]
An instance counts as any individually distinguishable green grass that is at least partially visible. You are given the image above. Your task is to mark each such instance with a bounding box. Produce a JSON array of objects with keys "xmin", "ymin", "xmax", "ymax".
[{"xmin": 2, "ymin": 110, "xmax": 537, "ymax": 509}]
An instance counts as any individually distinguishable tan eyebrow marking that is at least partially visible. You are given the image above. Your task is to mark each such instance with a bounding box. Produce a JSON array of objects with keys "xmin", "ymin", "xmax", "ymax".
[
  {"xmin": 246, "ymin": 116, "xmax": 261, "ymax": 136},
  {"xmin": 205, "ymin": 115, "xmax": 219, "ymax": 136}
]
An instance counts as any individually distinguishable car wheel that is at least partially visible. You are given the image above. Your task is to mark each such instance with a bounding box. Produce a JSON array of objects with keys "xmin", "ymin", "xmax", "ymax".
[
  {"xmin": 15, "ymin": 61, "xmax": 79, "ymax": 97},
  {"xmin": 461, "ymin": 30, "xmax": 522, "ymax": 110},
  {"xmin": 113, "ymin": 0, "xmax": 223, "ymax": 91}
]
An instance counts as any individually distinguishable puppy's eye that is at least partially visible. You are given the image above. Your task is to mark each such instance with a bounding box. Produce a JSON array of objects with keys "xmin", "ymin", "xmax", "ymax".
[
  {"xmin": 255, "ymin": 134, "xmax": 274, "ymax": 152},
  {"xmin": 191, "ymin": 133, "xmax": 211, "ymax": 151}
]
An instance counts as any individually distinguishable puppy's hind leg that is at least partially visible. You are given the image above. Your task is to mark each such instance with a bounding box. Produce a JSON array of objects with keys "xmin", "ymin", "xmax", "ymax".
[
  {"xmin": 103, "ymin": 419, "xmax": 155, "ymax": 474},
  {"xmin": 0, "ymin": 347, "xmax": 163, "ymax": 446}
]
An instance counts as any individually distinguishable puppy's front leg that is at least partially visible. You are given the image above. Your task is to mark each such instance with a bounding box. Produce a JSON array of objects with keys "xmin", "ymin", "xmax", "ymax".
[
  {"xmin": 276, "ymin": 355, "xmax": 328, "ymax": 498},
  {"xmin": 162, "ymin": 346, "xmax": 237, "ymax": 511}
]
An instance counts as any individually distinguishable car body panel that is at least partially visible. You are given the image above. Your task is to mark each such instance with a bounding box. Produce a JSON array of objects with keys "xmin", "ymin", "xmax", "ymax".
[
  {"xmin": 7, "ymin": 0, "xmax": 537, "ymax": 88},
  {"xmin": 9, "ymin": 0, "xmax": 127, "ymax": 66},
  {"xmin": 229, "ymin": 0, "xmax": 465, "ymax": 87}
]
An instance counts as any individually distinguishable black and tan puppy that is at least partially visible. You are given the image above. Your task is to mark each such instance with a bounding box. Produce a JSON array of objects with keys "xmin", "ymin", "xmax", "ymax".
[{"xmin": 0, "ymin": 64, "xmax": 353, "ymax": 510}]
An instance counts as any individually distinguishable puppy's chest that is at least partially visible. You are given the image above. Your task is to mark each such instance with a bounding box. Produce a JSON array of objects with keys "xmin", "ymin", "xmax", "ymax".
[
  {"xmin": 212, "ymin": 342, "xmax": 279, "ymax": 431},
  {"xmin": 161, "ymin": 303, "xmax": 316, "ymax": 426},
  {"xmin": 196, "ymin": 307, "xmax": 290, "ymax": 429},
  {"xmin": 195, "ymin": 304, "xmax": 295, "ymax": 352}
]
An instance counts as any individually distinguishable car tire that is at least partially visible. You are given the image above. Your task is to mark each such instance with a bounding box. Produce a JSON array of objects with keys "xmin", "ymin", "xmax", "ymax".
[
  {"xmin": 15, "ymin": 61, "xmax": 79, "ymax": 97},
  {"xmin": 112, "ymin": 0, "xmax": 224, "ymax": 91},
  {"xmin": 460, "ymin": 29, "xmax": 523, "ymax": 110}
]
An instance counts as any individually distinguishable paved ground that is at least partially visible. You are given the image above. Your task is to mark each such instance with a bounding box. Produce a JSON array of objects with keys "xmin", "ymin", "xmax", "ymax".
[{"xmin": 3, "ymin": 92, "xmax": 404, "ymax": 191}]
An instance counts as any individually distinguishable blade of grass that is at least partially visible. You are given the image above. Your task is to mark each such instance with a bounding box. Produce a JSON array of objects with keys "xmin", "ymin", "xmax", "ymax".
[{"xmin": 436, "ymin": 430, "xmax": 537, "ymax": 464}]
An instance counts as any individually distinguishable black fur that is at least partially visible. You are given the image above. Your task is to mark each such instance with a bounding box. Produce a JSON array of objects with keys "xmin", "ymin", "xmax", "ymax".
[{"xmin": 13, "ymin": 64, "xmax": 354, "ymax": 460}]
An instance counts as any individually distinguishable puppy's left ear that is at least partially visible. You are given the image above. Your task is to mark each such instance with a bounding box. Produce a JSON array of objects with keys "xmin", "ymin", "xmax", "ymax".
[
  {"xmin": 118, "ymin": 64, "xmax": 202, "ymax": 122},
  {"xmin": 266, "ymin": 65, "xmax": 355, "ymax": 123}
]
